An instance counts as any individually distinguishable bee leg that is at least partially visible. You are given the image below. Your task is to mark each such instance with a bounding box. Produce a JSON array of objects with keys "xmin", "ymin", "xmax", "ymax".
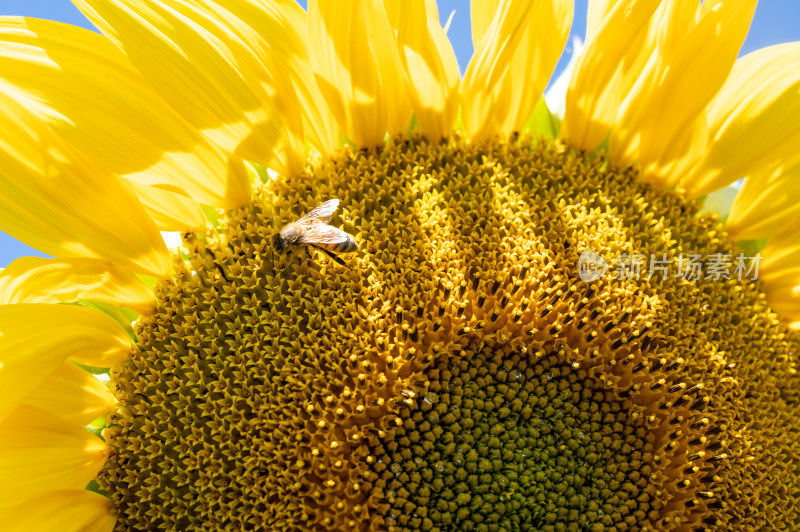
[{"xmin": 310, "ymin": 245, "xmax": 347, "ymax": 267}]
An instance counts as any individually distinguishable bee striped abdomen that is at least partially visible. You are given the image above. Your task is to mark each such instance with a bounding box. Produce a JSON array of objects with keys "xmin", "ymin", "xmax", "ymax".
[
  {"xmin": 338, "ymin": 235, "xmax": 358, "ymax": 253},
  {"xmin": 319, "ymin": 235, "xmax": 358, "ymax": 253}
]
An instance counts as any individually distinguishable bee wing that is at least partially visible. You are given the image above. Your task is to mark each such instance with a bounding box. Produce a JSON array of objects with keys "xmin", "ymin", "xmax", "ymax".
[
  {"xmin": 297, "ymin": 222, "xmax": 353, "ymax": 245},
  {"xmin": 296, "ymin": 199, "xmax": 340, "ymax": 224}
]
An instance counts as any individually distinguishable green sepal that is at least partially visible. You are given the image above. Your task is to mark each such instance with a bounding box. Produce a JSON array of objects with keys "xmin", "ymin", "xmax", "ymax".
[
  {"xmin": 137, "ymin": 274, "xmax": 158, "ymax": 291},
  {"xmin": 592, "ymin": 133, "xmax": 610, "ymax": 156},
  {"xmin": 700, "ymin": 184, "xmax": 740, "ymax": 222},
  {"xmin": 201, "ymin": 204, "xmax": 221, "ymax": 227},
  {"xmin": 85, "ymin": 479, "xmax": 109, "ymax": 497},
  {"xmin": 86, "ymin": 416, "xmax": 107, "ymax": 440},
  {"xmin": 339, "ymin": 130, "xmax": 357, "ymax": 150},
  {"xmin": 71, "ymin": 359, "xmax": 111, "ymax": 380},
  {"xmin": 77, "ymin": 300, "xmax": 137, "ymax": 342},
  {"xmin": 245, "ymin": 160, "xmax": 269, "ymax": 185},
  {"xmin": 454, "ymin": 106, "xmax": 464, "ymax": 132},
  {"xmin": 737, "ymin": 239, "xmax": 768, "ymax": 257},
  {"xmin": 525, "ymin": 98, "xmax": 559, "ymax": 140},
  {"xmin": 407, "ymin": 114, "xmax": 420, "ymax": 139}
]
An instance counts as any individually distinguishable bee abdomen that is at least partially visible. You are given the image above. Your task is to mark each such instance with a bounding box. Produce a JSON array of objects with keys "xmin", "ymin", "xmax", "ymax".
[{"xmin": 336, "ymin": 236, "xmax": 358, "ymax": 253}]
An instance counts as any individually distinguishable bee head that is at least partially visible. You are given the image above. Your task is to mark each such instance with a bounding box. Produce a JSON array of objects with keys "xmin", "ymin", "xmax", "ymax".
[{"xmin": 272, "ymin": 233, "xmax": 285, "ymax": 252}]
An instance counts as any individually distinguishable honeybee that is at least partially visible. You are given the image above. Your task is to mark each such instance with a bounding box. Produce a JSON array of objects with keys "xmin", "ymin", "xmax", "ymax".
[{"xmin": 273, "ymin": 199, "xmax": 358, "ymax": 265}]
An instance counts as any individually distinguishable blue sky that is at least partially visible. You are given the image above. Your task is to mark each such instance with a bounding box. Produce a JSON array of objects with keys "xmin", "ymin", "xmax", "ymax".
[{"xmin": 1, "ymin": 1, "xmax": 799, "ymax": 266}]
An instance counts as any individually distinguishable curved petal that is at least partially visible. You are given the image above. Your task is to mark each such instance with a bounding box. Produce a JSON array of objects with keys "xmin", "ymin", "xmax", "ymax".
[
  {"xmin": 0, "ymin": 304, "xmax": 131, "ymax": 422},
  {"xmin": 0, "ymin": 17, "xmax": 250, "ymax": 209},
  {"xmin": 385, "ymin": 0, "xmax": 459, "ymax": 140},
  {"xmin": 562, "ymin": 0, "xmax": 757, "ymax": 179},
  {"xmin": 463, "ymin": 0, "xmax": 572, "ymax": 139},
  {"xmin": 0, "ymin": 489, "xmax": 115, "ymax": 532},
  {"xmin": 21, "ymin": 362, "xmax": 115, "ymax": 426},
  {"xmin": 726, "ymin": 159, "xmax": 800, "ymax": 241},
  {"xmin": 469, "ymin": 0, "xmax": 494, "ymax": 47},
  {"xmin": 130, "ymin": 182, "xmax": 207, "ymax": 232},
  {"xmin": 560, "ymin": 0, "xmax": 665, "ymax": 150},
  {"xmin": 761, "ymin": 229, "xmax": 800, "ymax": 330},
  {"xmin": 586, "ymin": 0, "xmax": 616, "ymax": 41},
  {"xmin": 190, "ymin": 0, "xmax": 339, "ymax": 154},
  {"xmin": 0, "ymin": 256, "xmax": 154, "ymax": 314},
  {"xmin": 613, "ymin": 0, "xmax": 757, "ymax": 182},
  {"xmin": 677, "ymin": 43, "xmax": 800, "ymax": 212},
  {"xmin": 73, "ymin": 0, "xmax": 303, "ymax": 175},
  {"xmin": 0, "ymin": 406, "xmax": 106, "ymax": 510},
  {"xmin": 0, "ymin": 88, "xmax": 169, "ymax": 277},
  {"xmin": 308, "ymin": 0, "xmax": 412, "ymax": 147}
]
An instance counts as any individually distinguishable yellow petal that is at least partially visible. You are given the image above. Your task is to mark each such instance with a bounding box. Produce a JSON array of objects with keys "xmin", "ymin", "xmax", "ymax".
[
  {"xmin": 560, "ymin": 0, "xmax": 663, "ymax": 150},
  {"xmin": 612, "ymin": 0, "xmax": 757, "ymax": 182},
  {"xmin": 0, "ymin": 490, "xmax": 115, "ymax": 532},
  {"xmin": 385, "ymin": 0, "xmax": 460, "ymax": 140},
  {"xmin": 726, "ymin": 161, "xmax": 800, "ymax": 241},
  {"xmin": 22, "ymin": 362, "xmax": 114, "ymax": 426},
  {"xmin": 191, "ymin": 0, "xmax": 339, "ymax": 154},
  {"xmin": 678, "ymin": 43, "xmax": 800, "ymax": 203},
  {"xmin": 130, "ymin": 182, "xmax": 207, "ymax": 232},
  {"xmin": 0, "ymin": 304, "xmax": 131, "ymax": 422},
  {"xmin": 562, "ymin": 1, "xmax": 757, "ymax": 181},
  {"xmin": 73, "ymin": 0, "xmax": 303, "ymax": 175},
  {"xmin": 469, "ymin": 0, "xmax": 494, "ymax": 47},
  {"xmin": 0, "ymin": 17, "xmax": 250, "ymax": 209},
  {"xmin": 761, "ymin": 229, "xmax": 800, "ymax": 329},
  {"xmin": 462, "ymin": 0, "xmax": 573, "ymax": 139},
  {"xmin": 0, "ymin": 88, "xmax": 169, "ymax": 277},
  {"xmin": 0, "ymin": 406, "xmax": 106, "ymax": 510},
  {"xmin": 586, "ymin": 0, "xmax": 616, "ymax": 40},
  {"xmin": 308, "ymin": 0, "xmax": 412, "ymax": 147},
  {"xmin": 0, "ymin": 256, "xmax": 154, "ymax": 314}
]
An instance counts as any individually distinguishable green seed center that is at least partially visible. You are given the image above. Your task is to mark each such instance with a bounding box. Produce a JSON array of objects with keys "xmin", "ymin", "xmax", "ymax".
[{"xmin": 371, "ymin": 349, "xmax": 653, "ymax": 531}]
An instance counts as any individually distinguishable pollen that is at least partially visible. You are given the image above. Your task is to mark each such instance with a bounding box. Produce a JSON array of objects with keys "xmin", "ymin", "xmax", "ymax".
[{"xmin": 98, "ymin": 134, "xmax": 799, "ymax": 531}]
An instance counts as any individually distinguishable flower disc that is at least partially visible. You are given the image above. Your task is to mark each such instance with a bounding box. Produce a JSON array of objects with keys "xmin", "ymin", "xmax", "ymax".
[{"xmin": 98, "ymin": 136, "xmax": 799, "ymax": 531}]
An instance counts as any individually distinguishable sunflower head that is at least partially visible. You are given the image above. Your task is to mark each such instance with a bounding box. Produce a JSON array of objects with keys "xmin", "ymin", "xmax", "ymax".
[
  {"xmin": 88, "ymin": 134, "xmax": 798, "ymax": 531},
  {"xmin": 0, "ymin": 1, "xmax": 798, "ymax": 531}
]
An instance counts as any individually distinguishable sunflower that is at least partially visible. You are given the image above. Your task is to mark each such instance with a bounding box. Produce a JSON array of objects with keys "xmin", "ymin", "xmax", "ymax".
[{"xmin": 1, "ymin": 0, "xmax": 799, "ymax": 530}]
